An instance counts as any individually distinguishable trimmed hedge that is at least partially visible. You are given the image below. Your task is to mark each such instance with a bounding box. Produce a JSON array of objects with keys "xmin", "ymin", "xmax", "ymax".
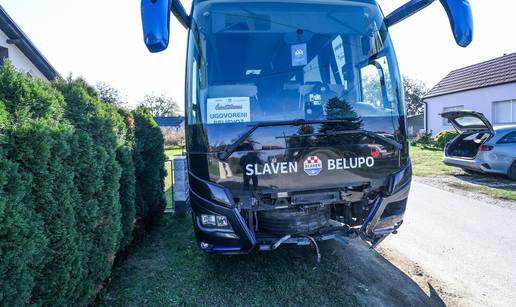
[
  {"xmin": 117, "ymin": 108, "xmax": 137, "ymax": 249},
  {"xmin": 0, "ymin": 62, "xmax": 165, "ymax": 305},
  {"xmin": 132, "ymin": 107, "xmax": 166, "ymax": 229}
]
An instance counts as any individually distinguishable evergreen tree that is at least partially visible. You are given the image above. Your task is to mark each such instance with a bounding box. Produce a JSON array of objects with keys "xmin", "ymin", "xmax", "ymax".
[
  {"xmin": 0, "ymin": 100, "xmax": 47, "ymax": 305},
  {"xmin": 0, "ymin": 62, "xmax": 165, "ymax": 305},
  {"xmin": 0, "ymin": 62, "xmax": 80, "ymax": 305},
  {"xmin": 133, "ymin": 107, "xmax": 166, "ymax": 228},
  {"xmin": 56, "ymin": 79, "xmax": 123, "ymax": 302}
]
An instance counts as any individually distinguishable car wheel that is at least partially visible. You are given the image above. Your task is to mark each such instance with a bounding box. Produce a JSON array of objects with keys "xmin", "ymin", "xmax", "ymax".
[{"xmin": 509, "ymin": 161, "xmax": 516, "ymax": 180}]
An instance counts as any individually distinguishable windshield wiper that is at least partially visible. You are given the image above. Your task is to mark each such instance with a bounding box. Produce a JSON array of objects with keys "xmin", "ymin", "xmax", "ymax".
[
  {"xmin": 218, "ymin": 119, "xmax": 309, "ymax": 160},
  {"xmin": 217, "ymin": 119, "xmax": 403, "ymax": 161},
  {"xmin": 325, "ymin": 129, "xmax": 403, "ymax": 151},
  {"xmin": 276, "ymin": 129, "xmax": 403, "ymax": 151}
]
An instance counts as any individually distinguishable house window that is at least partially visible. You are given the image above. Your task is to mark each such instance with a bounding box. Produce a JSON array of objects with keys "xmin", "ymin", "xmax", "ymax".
[
  {"xmin": 442, "ymin": 105, "xmax": 464, "ymax": 125},
  {"xmin": 0, "ymin": 46, "xmax": 8, "ymax": 64},
  {"xmin": 493, "ymin": 100, "xmax": 516, "ymax": 124}
]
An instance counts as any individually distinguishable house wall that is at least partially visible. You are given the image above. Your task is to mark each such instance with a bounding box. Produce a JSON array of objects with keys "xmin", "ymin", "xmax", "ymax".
[
  {"xmin": 0, "ymin": 29, "xmax": 47, "ymax": 80},
  {"xmin": 407, "ymin": 114, "xmax": 424, "ymax": 136},
  {"xmin": 424, "ymin": 82, "xmax": 516, "ymax": 135}
]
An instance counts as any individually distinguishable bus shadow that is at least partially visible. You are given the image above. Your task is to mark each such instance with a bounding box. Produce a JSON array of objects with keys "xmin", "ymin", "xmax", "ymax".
[
  {"xmin": 203, "ymin": 239, "xmax": 446, "ymax": 306},
  {"xmin": 107, "ymin": 216, "xmax": 446, "ymax": 306}
]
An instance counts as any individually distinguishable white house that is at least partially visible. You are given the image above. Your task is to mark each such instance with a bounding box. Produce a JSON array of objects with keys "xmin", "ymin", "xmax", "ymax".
[
  {"xmin": 0, "ymin": 5, "xmax": 59, "ymax": 81},
  {"xmin": 424, "ymin": 52, "xmax": 516, "ymax": 135}
]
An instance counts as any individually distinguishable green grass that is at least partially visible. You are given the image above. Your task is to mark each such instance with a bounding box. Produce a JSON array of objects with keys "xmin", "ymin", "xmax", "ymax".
[
  {"xmin": 164, "ymin": 161, "xmax": 174, "ymax": 210},
  {"xmin": 100, "ymin": 216, "xmax": 361, "ymax": 306},
  {"xmin": 410, "ymin": 145, "xmax": 516, "ymax": 201},
  {"xmin": 165, "ymin": 146, "xmax": 185, "ymax": 159},
  {"xmin": 163, "ymin": 147, "xmax": 184, "ymax": 210},
  {"xmin": 448, "ymin": 182, "xmax": 516, "ymax": 202},
  {"xmin": 409, "ymin": 145, "xmax": 460, "ymax": 176}
]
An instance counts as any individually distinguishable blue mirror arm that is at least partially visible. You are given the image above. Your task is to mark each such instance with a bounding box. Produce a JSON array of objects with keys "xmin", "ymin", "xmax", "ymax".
[
  {"xmin": 384, "ymin": 0, "xmax": 435, "ymax": 28},
  {"xmin": 171, "ymin": 0, "xmax": 190, "ymax": 29},
  {"xmin": 384, "ymin": 0, "xmax": 473, "ymax": 48}
]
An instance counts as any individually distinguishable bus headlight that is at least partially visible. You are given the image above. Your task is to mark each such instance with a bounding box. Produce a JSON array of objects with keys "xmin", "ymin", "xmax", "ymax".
[
  {"xmin": 201, "ymin": 214, "xmax": 217, "ymax": 226},
  {"xmin": 216, "ymin": 215, "xmax": 229, "ymax": 227},
  {"xmin": 200, "ymin": 214, "xmax": 230, "ymax": 228}
]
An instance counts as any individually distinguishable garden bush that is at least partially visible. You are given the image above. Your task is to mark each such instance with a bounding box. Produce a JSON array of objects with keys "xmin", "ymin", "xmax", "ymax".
[
  {"xmin": 0, "ymin": 62, "xmax": 165, "ymax": 305},
  {"xmin": 0, "ymin": 63, "xmax": 81, "ymax": 305},
  {"xmin": 412, "ymin": 130, "xmax": 435, "ymax": 148},
  {"xmin": 0, "ymin": 100, "xmax": 48, "ymax": 306},
  {"xmin": 57, "ymin": 78, "xmax": 124, "ymax": 302},
  {"xmin": 434, "ymin": 129, "xmax": 459, "ymax": 149},
  {"xmin": 133, "ymin": 107, "xmax": 166, "ymax": 229},
  {"xmin": 116, "ymin": 108, "xmax": 137, "ymax": 250}
]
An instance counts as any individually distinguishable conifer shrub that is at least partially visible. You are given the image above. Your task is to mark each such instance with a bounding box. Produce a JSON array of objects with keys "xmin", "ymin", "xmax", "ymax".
[
  {"xmin": 132, "ymin": 107, "xmax": 166, "ymax": 229},
  {"xmin": 0, "ymin": 62, "xmax": 166, "ymax": 305},
  {"xmin": 56, "ymin": 78, "xmax": 123, "ymax": 301},
  {"xmin": 0, "ymin": 100, "xmax": 48, "ymax": 306},
  {"xmin": 116, "ymin": 108, "xmax": 137, "ymax": 250},
  {"xmin": 0, "ymin": 63, "xmax": 79, "ymax": 305}
]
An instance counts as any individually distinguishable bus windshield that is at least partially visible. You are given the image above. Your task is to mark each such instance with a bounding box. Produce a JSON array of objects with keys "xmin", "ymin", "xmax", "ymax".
[{"xmin": 187, "ymin": 0, "xmax": 404, "ymax": 126}]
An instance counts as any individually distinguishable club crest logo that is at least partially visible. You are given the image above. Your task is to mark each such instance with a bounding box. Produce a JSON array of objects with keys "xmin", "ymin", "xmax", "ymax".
[{"xmin": 303, "ymin": 155, "xmax": 322, "ymax": 176}]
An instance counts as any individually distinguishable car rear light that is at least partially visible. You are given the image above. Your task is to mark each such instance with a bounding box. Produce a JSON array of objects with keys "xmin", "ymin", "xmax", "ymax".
[{"xmin": 479, "ymin": 145, "xmax": 493, "ymax": 151}]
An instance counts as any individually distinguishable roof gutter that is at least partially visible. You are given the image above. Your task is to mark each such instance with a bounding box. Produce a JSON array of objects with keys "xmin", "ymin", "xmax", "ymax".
[
  {"xmin": 424, "ymin": 100, "xmax": 428, "ymax": 133},
  {"xmin": 0, "ymin": 5, "xmax": 61, "ymax": 80}
]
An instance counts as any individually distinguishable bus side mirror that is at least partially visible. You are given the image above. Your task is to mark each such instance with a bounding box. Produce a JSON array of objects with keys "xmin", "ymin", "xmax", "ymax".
[
  {"xmin": 439, "ymin": 0, "xmax": 473, "ymax": 47},
  {"xmin": 384, "ymin": 0, "xmax": 473, "ymax": 47},
  {"xmin": 141, "ymin": 0, "xmax": 171, "ymax": 53},
  {"xmin": 141, "ymin": 0, "xmax": 190, "ymax": 53}
]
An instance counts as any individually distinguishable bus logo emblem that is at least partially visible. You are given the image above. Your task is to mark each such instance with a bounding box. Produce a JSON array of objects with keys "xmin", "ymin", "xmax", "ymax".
[{"xmin": 304, "ymin": 156, "xmax": 322, "ymax": 176}]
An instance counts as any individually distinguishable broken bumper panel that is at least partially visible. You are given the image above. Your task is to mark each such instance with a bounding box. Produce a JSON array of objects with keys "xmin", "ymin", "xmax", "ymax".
[
  {"xmin": 190, "ymin": 161, "xmax": 412, "ymax": 253},
  {"xmin": 360, "ymin": 161, "xmax": 412, "ymax": 247}
]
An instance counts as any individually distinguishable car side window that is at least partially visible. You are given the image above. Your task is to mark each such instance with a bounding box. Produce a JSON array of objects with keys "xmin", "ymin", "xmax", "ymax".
[{"xmin": 497, "ymin": 131, "xmax": 516, "ymax": 144}]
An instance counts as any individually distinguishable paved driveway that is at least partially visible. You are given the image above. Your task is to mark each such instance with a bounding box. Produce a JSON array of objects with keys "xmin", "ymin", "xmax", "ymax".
[{"xmin": 382, "ymin": 181, "xmax": 516, "ymax": 306}]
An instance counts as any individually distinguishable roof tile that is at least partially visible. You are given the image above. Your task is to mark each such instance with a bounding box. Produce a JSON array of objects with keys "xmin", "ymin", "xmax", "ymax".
[
  {"xmin": 425, "ymin": 52, "xmax": 516, "ymax": 98},
  {"xmin": 153, "ymin": 116, "xmax": 184, "ymax": 127}
]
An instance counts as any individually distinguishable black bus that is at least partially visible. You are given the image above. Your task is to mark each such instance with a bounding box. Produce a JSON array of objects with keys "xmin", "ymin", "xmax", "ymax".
[{"xmin": 141, "ymin": 0, "xmax": 473, "ymax": 254}]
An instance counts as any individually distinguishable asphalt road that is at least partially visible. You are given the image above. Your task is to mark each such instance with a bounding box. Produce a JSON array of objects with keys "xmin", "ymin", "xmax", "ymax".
[{"xmin": 381, "ymin": 181, "xmax": 516, "ymax": 306}]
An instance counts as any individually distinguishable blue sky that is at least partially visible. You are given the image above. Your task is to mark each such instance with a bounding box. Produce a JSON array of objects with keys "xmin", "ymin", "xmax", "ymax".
[{"xmin": 2, "ymin": 0, "xmax": 515, "ymax": 110}]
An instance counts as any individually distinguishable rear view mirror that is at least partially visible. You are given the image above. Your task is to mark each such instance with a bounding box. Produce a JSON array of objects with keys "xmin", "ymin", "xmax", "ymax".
[
  {"xmin": 141, "ymin": 0, "xmax": 171, "ymax": 53},
  {"xmin": 384, "ymin": 0, "xmax": 473, "ymax": 47},
  {"xmin": 439, "ymin": 0, "xmax": 473, "ymax": 47}
]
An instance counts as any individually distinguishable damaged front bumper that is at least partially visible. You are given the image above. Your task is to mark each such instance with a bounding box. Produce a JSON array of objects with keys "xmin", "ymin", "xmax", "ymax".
[{"xmin": 189, "ymin": 161, "xmax": 411, "ymax": 254}]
